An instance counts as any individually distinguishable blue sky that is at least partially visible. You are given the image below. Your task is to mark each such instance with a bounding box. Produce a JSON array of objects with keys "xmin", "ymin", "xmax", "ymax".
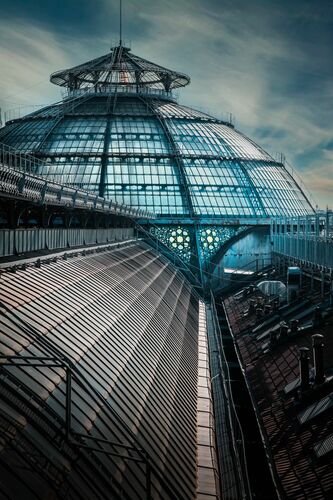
[{"xmin": 0, "ymin": 0, "xmax": 332, "ymax": 208}]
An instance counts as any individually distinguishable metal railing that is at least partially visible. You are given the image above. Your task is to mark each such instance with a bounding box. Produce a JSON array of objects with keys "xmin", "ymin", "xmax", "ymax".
[
  {"xmin": 3, "ymin": 104, "xmax": 47, "ymax": 124},
  {"xmin": 279, "ymin": 157, "xmax": 316, "ymax": 210},
  {"xmin": 271, "ymin": 211, "xmax": 333, "ymax": 238},
  {"xmin": 209, "ymin": 293, "xmax": 252, "ymax": 499},
  {"xmin": 0, "ymin": 355, "xmax": 153, "ymax": 498},
  {"xmin": 62, "ymin": 84, "xmax": 177, "ymax": 102},
  {"xmin": 0, "ymin": 142, "xmax": 154, "ymax": 219},
  {"xmin": 271, "ymin": 211, "xmax": 333, "ymax": 270},
  {"xmin": 0, "ymin": 142, "xmax": 45, "ymax": 174}
]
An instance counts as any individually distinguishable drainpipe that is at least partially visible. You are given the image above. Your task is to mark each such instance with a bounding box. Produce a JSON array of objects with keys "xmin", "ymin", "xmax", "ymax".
[
  {"xmin": 312, "ymin": 334, "xmax": 325, "ymax": 385},
  {"xmin": 299, "ymin": 347, "xmax": 310, "ymax": 392}
]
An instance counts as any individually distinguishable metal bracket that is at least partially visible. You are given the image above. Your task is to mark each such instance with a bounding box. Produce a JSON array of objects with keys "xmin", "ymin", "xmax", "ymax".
[{"xmin": 0, "ymin": 354, "xmax": 152, "ymax": 498}]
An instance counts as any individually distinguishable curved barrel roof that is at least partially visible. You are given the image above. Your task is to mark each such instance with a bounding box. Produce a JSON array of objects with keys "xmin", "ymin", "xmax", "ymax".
[{"xmin": 0, "ymin": 242, "xmax": 199, "ymax": 499}]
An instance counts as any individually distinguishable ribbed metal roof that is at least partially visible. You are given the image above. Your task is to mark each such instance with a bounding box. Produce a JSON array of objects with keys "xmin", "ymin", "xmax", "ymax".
[{"xmin": 0, "ymin": 241, "xmax": 199, "ymax": 499}]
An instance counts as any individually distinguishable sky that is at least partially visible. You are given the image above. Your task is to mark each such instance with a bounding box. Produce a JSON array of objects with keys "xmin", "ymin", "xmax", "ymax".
[{"xmin": 0, "ymin": 0, "xmax": 332, "ymax": 209}]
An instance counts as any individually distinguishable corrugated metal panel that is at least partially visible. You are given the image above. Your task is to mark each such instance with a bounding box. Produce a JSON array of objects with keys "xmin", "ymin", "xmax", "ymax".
[
  {"xmin": 298, "ymin": 393, "xmax": 333, "ymax": 425},
  {"xmin": 314, "ymin": 433, "xmax": 333, "ymax": 459},
  {"xmin": 0, "ymin": 241, "xmax": 198, "ymax": 499},
  {"xmin": 0, "ymin": 228, "xmax": 135, "ymax": 256},
  {"xmin": 0, "ymin": 229, "xmax": 15, "ymax": 256},
  {"xmin": 83, "ymin": 229, "xmax": 97, "ymax": 245},
  {"xmin": 15, "ymin": 228, "xmax": 42, "ymax": 253},
  {"xmin": 46, "ymin": 228, "xmax": 67, "ymax": 250},
  {"xmin": 96, "ymin": 228, "xmax": 108, "ymax": 244},
  {"xmin": 66, "ymin": 228, "xmax": 84, "ymax": 248}
]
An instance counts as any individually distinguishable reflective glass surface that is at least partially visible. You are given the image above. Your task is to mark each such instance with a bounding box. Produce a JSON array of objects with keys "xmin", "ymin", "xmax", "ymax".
[{"xmin": 0, "ymin": 95, "xmax": 313, "ymax": 217}]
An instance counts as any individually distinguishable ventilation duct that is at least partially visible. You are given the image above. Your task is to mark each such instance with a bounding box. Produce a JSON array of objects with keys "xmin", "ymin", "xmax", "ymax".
[{"xmin": 257, "ymin": 280, "xmax": 286, "ymax": 301}]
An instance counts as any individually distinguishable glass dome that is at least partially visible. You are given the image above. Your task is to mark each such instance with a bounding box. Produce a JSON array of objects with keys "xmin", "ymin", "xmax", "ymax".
[
  {"xmin": 0, "ymin": 45, "xmax": 313, "ymax": 220},
  {"xmin": 0, "ymin": 44, "xmax": 314, "ymax": 274}
]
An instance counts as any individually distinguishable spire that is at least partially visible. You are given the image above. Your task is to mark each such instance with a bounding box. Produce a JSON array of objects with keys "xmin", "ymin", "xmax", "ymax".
[{"xmin": 119, "ymin": 0, "xmax": 123, "ymax": 47}]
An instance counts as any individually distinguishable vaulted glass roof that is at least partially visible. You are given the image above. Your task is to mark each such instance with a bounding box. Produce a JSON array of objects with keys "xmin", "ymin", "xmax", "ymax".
[{"xmin": 0, "ymin": 45, "xmax": 314, "ymax": 219}]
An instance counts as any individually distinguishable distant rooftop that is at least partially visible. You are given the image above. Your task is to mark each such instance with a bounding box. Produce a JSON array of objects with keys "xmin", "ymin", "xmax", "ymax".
[{"xmin": 223, "ymin": 270, "xmax": 333, "ymax": 499}]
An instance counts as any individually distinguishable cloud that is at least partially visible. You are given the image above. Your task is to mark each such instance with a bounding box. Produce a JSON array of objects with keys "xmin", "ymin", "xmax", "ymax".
[
  {"xmin": 0, "ymin": 18, "xmax": 110, "ymax": 108},
  {"xmin": 0, "ymin": 21, "xmax": 70, "ymax": 109},
  {"xmin": 0, "ymin": 0, "xmax": 332, "ymax": 208},
  {"xmin": 302, "ymin": 162, "xmax": 333, "ymax": 209}
]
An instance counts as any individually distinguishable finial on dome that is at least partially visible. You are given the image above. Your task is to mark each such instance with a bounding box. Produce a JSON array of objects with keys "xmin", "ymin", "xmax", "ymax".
[{"xmin": 119, "ymin": 0, "xmax": 123, "ymax": 47}]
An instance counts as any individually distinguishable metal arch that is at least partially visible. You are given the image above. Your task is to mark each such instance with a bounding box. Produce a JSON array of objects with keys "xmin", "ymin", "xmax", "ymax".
[
  {"xmin": 30, "ymin": 115, "xmax": 64, "ymax": 156},
  {"xmin": 278, "ymin": 161, "xmax": 315, "ymax": 212},
  {"xmin": 138, "ymin": 96, "xmax": 195, "ymax": 217},
  {"xmin": 205, "ymin": 224, "xmax": 269, "ymax": 286},
  {"xmin": 137, "ymin": 96, "xmax": 206, "ymax": 283},
  {"xmin": 100, "ymin": 44, "xmax": 125, "ymax": 198},
  {"xmin": 134, "ymin": 221, "xmax": 204, "ymax": 296},
  {"xmin": 99, "ymin": 116, "xmax": 112, "ymax": 197},
  {"xmin": 209, "ymin": 225, "xmax": 262, "ymax": 270},
  {"xmin": 232, "ymin": 159, "xmax": 267, "ymax": 217}
]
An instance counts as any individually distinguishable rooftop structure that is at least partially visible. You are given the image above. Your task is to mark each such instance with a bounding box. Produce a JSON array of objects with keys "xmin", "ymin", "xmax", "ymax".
[
  {"xmin": 50, "ymin": 45, "xmax": 190, "ymax": 91},
  {"xmin": 0, "ymin": 43, "xmax": 314, "ymax": 284},
  {"xmin": 222, "ymin": 253, "xmax": 333, "ymax": 499},
  {"xmin": 0, "ymin": 45, "xmax": 312, "ymax": 220},
  {"xmin": 0, "ymin": 242, "xmax": 204, "ymax": 499},
  {"xmin": 0, "ymin": 34, "xmax": 325, "ymax": 500}
]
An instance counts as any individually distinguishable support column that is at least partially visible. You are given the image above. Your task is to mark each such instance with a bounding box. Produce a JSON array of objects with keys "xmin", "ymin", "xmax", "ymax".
[{"xmin": 321, "ymin": 269, "xmax": 325, "ymax": 299}]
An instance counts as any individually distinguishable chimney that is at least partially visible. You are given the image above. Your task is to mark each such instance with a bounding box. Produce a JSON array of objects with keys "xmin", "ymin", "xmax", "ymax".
[
  {"xmin": 248, "ymin": 299, "xmax": 256, "ymax": 313},
  {"xmin": 287, "ymin": 266, "xmax": 301, "ymax": 303},
  {"xmin": 270, "ymin": 329, "xmax": 278, "ymax": 345},
  {"xmin": 279, "ymin": 322, "xmax": 289, "ymax": 338},
  {"xmin": 312, "ymin": 334, "xmax": 325, "ymax": 385},
  {"xmin": 299, "ymin": 347, "xmax": 310, "ymax": 392},
  {"xmin": 264, "ymin": 304, "xmax": 272, "ymax": 315},
  {"xmin": 313, "ymin": 307, "xmax": 323, "ymax": 327},
  {"xmin": 256, "ymin": 307, "xmax": 264, "ymax": 319},
  {"xmin": 289, "ymin": 319, "xmax": 299, "ymax": 334}
]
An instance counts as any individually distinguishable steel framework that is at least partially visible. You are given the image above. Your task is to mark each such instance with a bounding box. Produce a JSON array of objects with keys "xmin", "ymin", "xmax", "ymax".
[
  {"xmin": 0, "ymin": 142, "xmax": 154, "ymax": 218},
  {"xmin": 271, "ymin": 211, "xmax": 333, "ymax": 271}
]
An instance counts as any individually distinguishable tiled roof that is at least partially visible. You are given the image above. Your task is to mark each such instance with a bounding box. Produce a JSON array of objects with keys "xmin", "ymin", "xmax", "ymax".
[{"xmin": 223, "ymin": 286, "xmax": 333, "ymax": 499}]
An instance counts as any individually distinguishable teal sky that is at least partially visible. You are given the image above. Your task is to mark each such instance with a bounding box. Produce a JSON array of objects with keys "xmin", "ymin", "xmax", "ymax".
[{"xmin": 0, "ymin": 0, "xmax": 332, "ymax": 208}]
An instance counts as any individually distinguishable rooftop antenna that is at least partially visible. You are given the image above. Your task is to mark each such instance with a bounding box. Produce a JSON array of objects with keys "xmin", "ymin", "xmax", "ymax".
[{"xmin": 119, "ymin": 0, "xmax": 122, "ymax": 47}]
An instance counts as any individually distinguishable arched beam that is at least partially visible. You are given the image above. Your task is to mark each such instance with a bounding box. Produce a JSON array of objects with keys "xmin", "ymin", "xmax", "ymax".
[{"xmin": 207, "ymin": 225, "xmax": 269, "ymax": 277}]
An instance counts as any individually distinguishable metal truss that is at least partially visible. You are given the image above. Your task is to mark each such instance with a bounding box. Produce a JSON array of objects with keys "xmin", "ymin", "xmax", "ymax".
[{"xmin": 0, "ymin": 143, "xmax": 154, "ymax": 219}]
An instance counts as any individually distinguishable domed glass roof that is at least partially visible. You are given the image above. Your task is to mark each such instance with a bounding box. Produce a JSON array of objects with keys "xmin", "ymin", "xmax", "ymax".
[{"xmin": 0, "ymin": 45, "xmax": 313, "ymax": 219}]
